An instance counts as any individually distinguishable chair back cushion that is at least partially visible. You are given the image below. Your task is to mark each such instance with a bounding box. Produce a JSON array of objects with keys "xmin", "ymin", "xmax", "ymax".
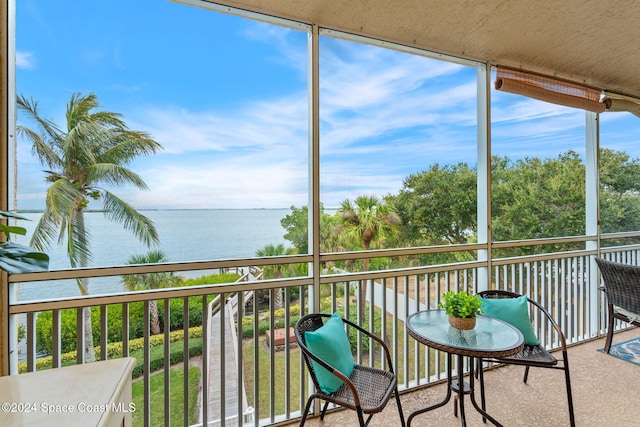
[
  {"xmin": 480, "ymin": 295, "xmax": 540, "ymax": 346},
  {"xmin": 304, "ymin": 312, "xmax": 355, "ymax": 393}
]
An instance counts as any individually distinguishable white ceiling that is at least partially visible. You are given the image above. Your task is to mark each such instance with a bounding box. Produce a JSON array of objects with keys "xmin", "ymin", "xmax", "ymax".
[{"xmin": 208, "ymin": 0, "xmax": 640, "ymax": 98}]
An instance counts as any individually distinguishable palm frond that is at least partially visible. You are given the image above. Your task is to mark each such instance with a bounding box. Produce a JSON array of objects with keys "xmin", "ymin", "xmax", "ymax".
[
  {"xmin": 98, "ymin": 130, "xmax": 162, "ymax": 165},
  {"xmin": 66, "ymin": 92, "xmax": 100, "ymax": 131},
  {"xmin": 66, "ymin": 212, "xmax": 92, "ymax": 268},
  {"xmin": 64, "ymin": 122, "xmax": 100, "ymax": 167},
  {"xmin": 127, "ymin": 250, "xmax": 168, "ymax": 265},
  {"xmin": 90, "ymin": 110, "xmax": 126, "ymax": 128},
  {"xmin": 16, "ymin": 100, "xmax": 64, "ymax": 169},
  {"xmin": 29, "ymin": 208, "xmax": 62, "ymax": 251},
  {"xmin": 17, "ymin": 95, "xmax": 65, "ymax": 146},
  {"xmin": 45, "ymin": 179, "xmax": 81, "ymax": 218},
  {"xmin": 121, "ymin": 250, "xmax": 177, "ymax": 292},
  {"xmin": 101, "ymin": 191, "xmax": 160, "ymax": 247},
  {"xmin": 86, "ymin": 164, "xmax": 149, "ymax": 189}
]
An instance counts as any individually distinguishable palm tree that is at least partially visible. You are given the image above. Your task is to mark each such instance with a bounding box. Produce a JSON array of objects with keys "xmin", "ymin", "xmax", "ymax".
[
  {"xmin": 122, "ymin": 250, "xmax": 182, "ymax": 335},
  {"xmin": 17, "ymin": 92, "xmax": 162, "ymax": 361},
  {"xmin": 256, "ymin": 243, "xmax": 293, "ymax": 309},
  {"xmin": 338, "ymin": 196, "xmax": 400, "ymax": 317}
]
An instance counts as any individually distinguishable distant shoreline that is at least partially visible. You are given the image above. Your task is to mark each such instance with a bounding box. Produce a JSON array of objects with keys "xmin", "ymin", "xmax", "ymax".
[
  {"xmin": 16, "ymin": 207, "xmax": 340, "ymax": 213},
  {"xmin": 15, "ymin": 207, "xmax": 294, "ymax": 213}
]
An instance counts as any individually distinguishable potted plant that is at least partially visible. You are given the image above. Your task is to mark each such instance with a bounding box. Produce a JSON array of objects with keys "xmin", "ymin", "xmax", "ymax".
[{"xmin": 438, "ymin": 290, "xmax": 483, "ymax": 330}]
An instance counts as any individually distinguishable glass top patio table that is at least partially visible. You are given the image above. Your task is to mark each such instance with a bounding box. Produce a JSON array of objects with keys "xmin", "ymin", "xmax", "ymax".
[
  {"xmin": 407, "ymin": 309, "xmax": 524, "ymax": 359},
  {"xmin": 406, "ymin": 309, "xmax": 525, "ymax": 427}
]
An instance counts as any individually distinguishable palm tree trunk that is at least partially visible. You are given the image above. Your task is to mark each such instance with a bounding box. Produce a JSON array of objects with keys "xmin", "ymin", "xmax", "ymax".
[
  {"xmin": 273, "ymin": 270, "xmax": 284, "ymax": 310},
  {"xmin": 360, "ymin": 246, "xmax": 370, "ymax": 322},
  {"xmin": 149, "ymin": 300, "xmax": 161, "ymax": 335},
  {"xmin": 76, "ymin": 211, "xmax": 95, "ymax": 362},
  {"xmin": 78, "ymin": 276, "xmax": 95, "ymax": 363},
  {"xmin": 83, "ymin": 305, "xmax": 95, "ymax": 362}
]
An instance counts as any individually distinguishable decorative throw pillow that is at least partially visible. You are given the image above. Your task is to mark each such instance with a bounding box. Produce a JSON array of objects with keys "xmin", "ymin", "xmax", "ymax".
[
  {"xmin": 480, "ymin": 296, "xmax": 540, "ymax": 346},
  {"xmin": 304, "ymin": 312, "xmax": 355, "ymax": 393}
]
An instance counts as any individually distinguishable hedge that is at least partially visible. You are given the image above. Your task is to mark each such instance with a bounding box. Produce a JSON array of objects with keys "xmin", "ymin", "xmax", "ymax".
[
  {"xmin": 35, "ymin": 273, "xmax": 239, "ymax": 354},
  {"xmin": 20, "ymin": 326, "xmax": 203, "ymax": 375}
]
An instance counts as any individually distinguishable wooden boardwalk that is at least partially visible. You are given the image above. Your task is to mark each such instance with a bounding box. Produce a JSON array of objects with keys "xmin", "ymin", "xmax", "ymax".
[{"xmin": 197, "ymin": 303, "xmax": 252, "ymax": 427}]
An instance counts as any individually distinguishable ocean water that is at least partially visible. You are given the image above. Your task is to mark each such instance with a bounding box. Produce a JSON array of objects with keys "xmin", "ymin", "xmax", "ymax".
[{"xmin": 14, "ymin": 209, "xmax": 290, "ymax": 301}]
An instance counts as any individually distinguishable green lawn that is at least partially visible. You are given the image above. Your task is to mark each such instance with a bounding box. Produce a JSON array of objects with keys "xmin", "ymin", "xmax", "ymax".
[
  {"xmin": 241, "ymin": 313, "xmax": 442, "ymax": 419},
  {"xmin": 132, "ymin": 365, "xmax": 200, "ymax": 427},
  {"xmin": 243, "ymin": 338, "xmax": 305, "ymax": 418}
]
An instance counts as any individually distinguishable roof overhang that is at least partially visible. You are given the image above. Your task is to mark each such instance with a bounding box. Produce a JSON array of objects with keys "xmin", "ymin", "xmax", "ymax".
[{"xmin": 203, "ymin": 0, "xmax": 640, "ymax": 98}]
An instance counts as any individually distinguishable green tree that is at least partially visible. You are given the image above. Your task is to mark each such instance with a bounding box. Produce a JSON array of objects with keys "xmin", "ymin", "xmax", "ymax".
[
  {"xmin": 388, "ymin": 150, "xmax": 640, "ymax": 258},
  {"xmin": 122, "ymin": 250, "xmax": 182, "ymax": 335},
  {"xmin": 281, "ymin": 205, "xmax": 350, "ymax": 272},
  {"xmin": 492, "ymin": 152, "xmax": 586, "ymax": 253},
  {"xmin": 390, "ymin": 162, "xmax": 477, "ymax": 249},
  {"xmin": 281, "ymin": 204, "xmax": 339, "ymax": 253},
  {"xmin": 256, "ymin": 243, "xmax": 295, "ymax": 309},
  {"xmin": 338, "ymin": 196, "xmax": 400, "ymax": 263},
  {"xmin": 599, "ymin": 148, "xmax": 640, "ymax": 234},
  {"xmin": 281, "ymin": 205, "xmax": 311, "ymax": 254},
  {"xmin": 338, "ymin": 196, "xmax": 399, "ymax": 317},
  {"xmin": 17, "ymin": 92, "xmax": 162, "ymax": 361}
]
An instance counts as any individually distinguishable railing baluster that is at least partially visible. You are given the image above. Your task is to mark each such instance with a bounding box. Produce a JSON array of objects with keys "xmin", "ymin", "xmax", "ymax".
[
  {"xmin": 100, "ymin": 305, "xmax": 108, "ymax": 361},
  {"xmin": 143, "ymin": 300, "xmax": 150, "ymax": 427},
  {"xmin": 236, "ymin": 291, "xmax": 245, "ymax": 427},
  {"xmin": 26, "ymin": 312, "xmax": 36, "ymax": 372},
  {"xmin": 76, "ymin": 307, "xmax": 84, "ymax": 365},
  {"xmin": 381, "ymin": 277, "xmax": 387, "ymax": 370},
  {"xmin": 122, "ymin": 303, "xmax": 130, "ymax": 357},
  {"xmin": 414, "ymin": 273, "xmax": 420, "ymax": 384},
  {"xmin": 403, "ymin": 274, "xmax": 410, "ymax": 388},
  {"xmin": 254, "ymin": 289, "xmax": 261, "ymax": 427},
  {"xmin": 392, "ymin": 277, "xmax": 399, "ymax": 378},
  {"xmin": 164, "ymin": 298, "xmax": 171, "ymax": 427},
  {"xmin": 369, "ymin": 278, "xmax": 375, "ymax": 365},
  {"xmin": 51, "ymin": 309, "xmax": 61, "ymax": 369},
  {"xmin": 202, "ymin": 295, "xmax": 209, "ymax": 426},
  {"xmin": 183, "ymin": 297, "xmax": 190, "ymax": 427},
  {"xmin": 268, "ymin": 288, "xmax": 275, "ymax": 422}
]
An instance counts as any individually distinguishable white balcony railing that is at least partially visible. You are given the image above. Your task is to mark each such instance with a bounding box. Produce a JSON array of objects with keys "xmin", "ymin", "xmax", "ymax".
[{"xmin": 6, "ymin": 241, "xmax": 639, "ymax": 427}]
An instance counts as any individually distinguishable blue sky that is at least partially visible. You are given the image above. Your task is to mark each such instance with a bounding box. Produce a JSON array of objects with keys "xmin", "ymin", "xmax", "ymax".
[{"xmin": 14, "ymin": 0, "xmax": 640, "ymax": 211}]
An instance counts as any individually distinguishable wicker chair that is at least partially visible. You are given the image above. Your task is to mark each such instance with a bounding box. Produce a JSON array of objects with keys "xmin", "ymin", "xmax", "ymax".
[
  {"xmin": 294, "ymin": 313, "xmax": 405, "ymax": 427},
  {"xmin": 594, "ymin": 257, "xmax": 640, "ymax": 352},
  {"xmin": 476, "ymin": 290, "xmax": 575, "ymax": 427}
]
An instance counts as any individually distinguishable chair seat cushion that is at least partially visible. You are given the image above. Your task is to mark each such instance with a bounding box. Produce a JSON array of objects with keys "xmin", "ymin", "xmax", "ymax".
[
  {"xmin": 480, "ymin": 296, "xmax": 540, "ymax": 346},
  {"xmin": 305, "ymin": 312, "xmax": 355, "ymax": 393}
]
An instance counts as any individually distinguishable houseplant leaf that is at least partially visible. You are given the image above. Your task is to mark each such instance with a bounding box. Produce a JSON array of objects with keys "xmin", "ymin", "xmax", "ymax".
[{"xmin": 0, "ymin": 241, "xmax": 50, "ymax": 273}]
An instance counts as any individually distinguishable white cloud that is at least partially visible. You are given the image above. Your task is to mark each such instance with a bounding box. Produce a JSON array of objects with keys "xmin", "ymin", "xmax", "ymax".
[
  {"xmin": 22, "ymin": 14, "xmax": 617, "ymax": 211},
  {"xmin": 16, "ymin": 51, "xmax": 36, "ymax": 69},
  {"xmin": 126, "ymin": 155, "xmax": 309, "ymax": 209},
  {"xmin": 130, "ymin": 93, "xmax": 308, "ymax": 155},
  {"xmin": 114, "ymin": 39, "xmax": 484, "ymax": 209}
]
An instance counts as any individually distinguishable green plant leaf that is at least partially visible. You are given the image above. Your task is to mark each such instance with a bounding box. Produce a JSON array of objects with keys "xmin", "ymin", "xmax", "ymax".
[
  {"xmin": 0, "ymin": 211, "xmax": 30, "ymax": 221},
  {"xmin": 0, "ymin": 242, "xmax": 49, "ymax": 273},
  {"xmin": 0, "ymin": 224, "xmax": 27, "ymax": 239},
  {"xmin": 438, "ymin": 290, "xmax": 483, "ymax": 318}
]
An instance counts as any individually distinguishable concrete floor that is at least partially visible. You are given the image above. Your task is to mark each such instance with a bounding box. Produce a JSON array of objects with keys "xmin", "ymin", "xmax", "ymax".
[{"xmin": 289, "ymin": 328, "xmax": 639, "ymax": 427}]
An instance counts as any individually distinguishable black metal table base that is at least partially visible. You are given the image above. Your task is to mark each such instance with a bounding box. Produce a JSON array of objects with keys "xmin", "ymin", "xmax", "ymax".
[{"xmin": 407, "ymin": 353, "xmax": 503, "ymax": 427}]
